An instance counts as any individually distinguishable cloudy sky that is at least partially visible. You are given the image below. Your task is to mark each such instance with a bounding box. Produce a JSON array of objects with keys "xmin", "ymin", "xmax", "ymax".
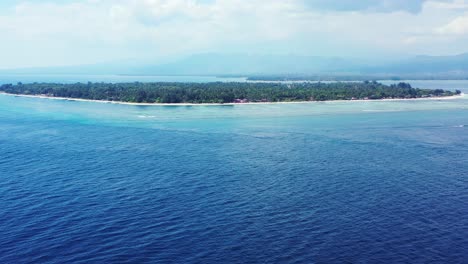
[{"xmin": 1, "ymin": 0, "xmax": 468, "ymax": 68}]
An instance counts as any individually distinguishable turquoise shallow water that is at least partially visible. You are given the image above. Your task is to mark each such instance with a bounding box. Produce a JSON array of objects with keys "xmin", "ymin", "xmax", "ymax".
[{"xmin": 0, "ymin": 81, "xmax": 467, "ymax": 263}]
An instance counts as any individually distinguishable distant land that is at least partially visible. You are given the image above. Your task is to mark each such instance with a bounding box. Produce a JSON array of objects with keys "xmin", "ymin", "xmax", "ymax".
[
  {"xmin": 1, "ymin": 53, "xmax": 468, "ymax": 81},
  {"xmin": 0, "ymin": 82, "xmax": 460, "ymax": 104}
]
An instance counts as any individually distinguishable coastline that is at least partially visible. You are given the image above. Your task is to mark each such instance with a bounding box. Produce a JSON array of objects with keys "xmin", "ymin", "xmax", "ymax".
[{"xmin": 0, "ymin": 92, "xmax": 464, "ymax": 106}]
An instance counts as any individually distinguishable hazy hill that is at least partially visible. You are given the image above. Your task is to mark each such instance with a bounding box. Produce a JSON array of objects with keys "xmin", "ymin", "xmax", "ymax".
[
  {"xmin": 1, "ymin": 53, "xmax": 468, "ymax": 79},
  {"xmin": 127, "ymin": 54, "xmax": 367, "ymax": 75},
  {"xmin": 368, "ymin": 53, "xmax": 468, "ymax": 75}
]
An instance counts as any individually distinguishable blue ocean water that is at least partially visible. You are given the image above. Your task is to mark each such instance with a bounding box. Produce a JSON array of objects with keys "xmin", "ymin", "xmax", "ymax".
[{"xmin": 0, "ymin": 81, "xmax": 467, "ymax": 263}]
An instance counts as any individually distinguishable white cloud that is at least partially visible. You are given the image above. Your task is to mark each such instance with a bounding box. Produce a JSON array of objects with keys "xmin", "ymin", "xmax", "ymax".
[
  {"xmin": 436, "ymin": 13, "xmax": 468, "ymax": 34},
  {"xmin": 0, "ymin": 0, "xmax": 467, "ymax": 68},
  {"xmin": 426, "ymin": 0, "xmax": 468, "ymax": 9}
]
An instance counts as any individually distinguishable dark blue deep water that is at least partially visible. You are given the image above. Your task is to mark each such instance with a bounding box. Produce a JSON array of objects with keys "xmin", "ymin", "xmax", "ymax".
[{"xmin": 1, "ymin": 81, "xmax": 468, "ymax": 263}]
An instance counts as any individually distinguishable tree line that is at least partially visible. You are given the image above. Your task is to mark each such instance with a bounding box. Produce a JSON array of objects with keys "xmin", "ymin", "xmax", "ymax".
[{"xmin": 0, "ymin": 81, "xmax": 460, "ymax": 104}]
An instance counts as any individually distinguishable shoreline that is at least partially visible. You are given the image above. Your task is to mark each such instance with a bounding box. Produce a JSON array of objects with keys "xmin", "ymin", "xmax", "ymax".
[{"xmin": 0, "ymin": 92, "xmax": 464, "ymax": 106}]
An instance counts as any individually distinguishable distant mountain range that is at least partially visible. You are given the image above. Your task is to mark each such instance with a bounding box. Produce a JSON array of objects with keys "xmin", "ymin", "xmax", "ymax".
[
  {"xmin": 368, "ymin": 53, "xmax": 468, "ymax": 74},
  {"xmin": 2, "ymin": 53, "xmax": 468, "ymax": 80},
  {"xmin": 126, "ymin": 54, "xmax": 368, "ymax": 76}
]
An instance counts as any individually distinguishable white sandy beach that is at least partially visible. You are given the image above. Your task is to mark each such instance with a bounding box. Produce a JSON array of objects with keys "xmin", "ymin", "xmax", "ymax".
[{"xmin": 0, "ymin": 92, "xmax": 465, "ymax": 106}]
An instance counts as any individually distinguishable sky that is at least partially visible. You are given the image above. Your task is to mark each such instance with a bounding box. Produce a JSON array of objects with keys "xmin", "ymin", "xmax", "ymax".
[{"xmin": 1, "ymin": 0, "xmax": 468, "ymax": 69}]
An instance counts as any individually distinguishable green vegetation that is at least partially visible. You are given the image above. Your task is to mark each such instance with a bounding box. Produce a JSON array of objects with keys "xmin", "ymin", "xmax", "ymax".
[{"xmin": 0, "ymin": 81, "xmax": 460, "ymax": 104}]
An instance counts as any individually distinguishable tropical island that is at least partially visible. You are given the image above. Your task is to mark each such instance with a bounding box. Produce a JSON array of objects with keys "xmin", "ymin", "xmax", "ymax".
[{"xmin": 0, "ymin": 81, "xmax": 461, "ymax": 104}]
